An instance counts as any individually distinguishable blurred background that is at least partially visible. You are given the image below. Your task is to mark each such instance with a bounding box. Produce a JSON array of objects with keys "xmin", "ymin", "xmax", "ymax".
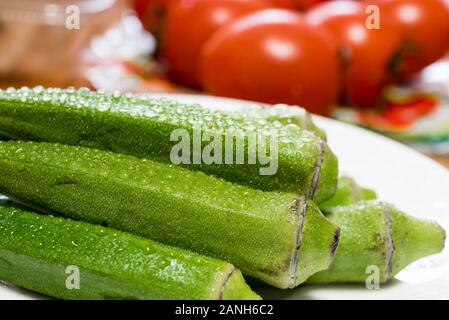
[{"xmin": 1, "ymin": 0, "xmax": 449, "ymax": 166}]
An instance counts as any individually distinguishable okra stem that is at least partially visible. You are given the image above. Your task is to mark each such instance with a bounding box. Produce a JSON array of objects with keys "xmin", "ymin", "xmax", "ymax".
[{"xmin": 0, "ymin": 205, "xmax": 260, "ymax": 300}]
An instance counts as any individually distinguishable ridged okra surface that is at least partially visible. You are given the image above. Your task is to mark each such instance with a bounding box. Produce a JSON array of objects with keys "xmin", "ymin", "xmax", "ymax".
[
  {"xmin": 224, "ymin": 103, "xmax": 327, "ymax": 139},
  {"xmin": 0, "ymin": 87, "xmax": 337, "ymax": 202},
  {"xmin": 0, "ymin": 141, "xmax": 339, "ymax": 288},
  {"xmin": 0, "ymin": 205, "xmax": 260, "ymax": 300}
]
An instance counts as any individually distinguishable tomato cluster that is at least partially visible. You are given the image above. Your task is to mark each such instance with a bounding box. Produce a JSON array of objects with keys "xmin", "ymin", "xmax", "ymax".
[{"xmin": 134, "ymin": 0, "xmax": 449, "ymax": 115}]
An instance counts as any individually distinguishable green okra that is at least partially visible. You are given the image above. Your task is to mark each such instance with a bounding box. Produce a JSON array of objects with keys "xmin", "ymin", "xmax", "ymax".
[
  {"xmin": 308, "ymin": 200, "xmax": 446, "ymax": 284},
  {"xmin": 0, "ymin": 87, "xmax": 338, "ymax": 202},
  {"xmin": 0, "ymin": 141, "xmax": 340, "ymax": 288},
  {"xmin": 0, "ymin": 205, "xmax": 260, "ymax": 300},
  {"xmin": 229, "ymin": 103, "xmax": 327, "ymax": 139},
  {"xmin": 319, "ymin": 176, "xmax": 377, "ymax": 209}
]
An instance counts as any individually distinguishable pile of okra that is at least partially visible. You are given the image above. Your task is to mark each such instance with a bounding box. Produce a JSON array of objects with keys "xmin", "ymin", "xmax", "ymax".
[{"xmin": 0, "ymin": 87, "xmax": 445, "ymax": 300}]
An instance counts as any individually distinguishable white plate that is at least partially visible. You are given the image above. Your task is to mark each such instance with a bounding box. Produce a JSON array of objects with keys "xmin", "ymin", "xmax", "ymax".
[{"xmin": 1, "ymin": 94, "xmax": 449, "ymax": 300}]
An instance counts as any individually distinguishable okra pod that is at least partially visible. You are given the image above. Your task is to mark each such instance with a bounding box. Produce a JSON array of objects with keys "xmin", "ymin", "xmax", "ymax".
[
  {"xmin": 0, "ymin": 205, "xmax": 260, "ymax": 300},
  {"xmin": 229, "ymin": 103, "xmax": 327, "ymax": 139},
  {"xmin": 308, "ymin": 201, "xmax": 446, "ymax": 284},
  {"xmin": 0, "ymin": 87, "xmax": 338, "ymax": 202},
  {"xmin": 319, "ymin": 176, "xmax": 377, "ymax": 209},
  {"xmin": 0, "ymin": 141, "xmax": 340, "ymax": 288}
]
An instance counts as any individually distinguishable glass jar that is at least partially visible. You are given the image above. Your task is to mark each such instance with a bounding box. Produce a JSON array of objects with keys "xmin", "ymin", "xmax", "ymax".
[{"xmin": 0, "ymin": 0, "xmax": 125, "ymax": 87}]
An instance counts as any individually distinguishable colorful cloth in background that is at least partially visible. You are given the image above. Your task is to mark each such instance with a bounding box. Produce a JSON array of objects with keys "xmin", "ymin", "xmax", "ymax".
[{"xmin": 334, "ymin": 86, "xmax": 449, "ymax": 155}]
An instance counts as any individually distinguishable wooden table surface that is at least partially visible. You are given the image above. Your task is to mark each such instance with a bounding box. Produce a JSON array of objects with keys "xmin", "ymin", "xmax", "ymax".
[{"xmin": 431, "ymin": 155, "xmax": 449, "ymax": 169}]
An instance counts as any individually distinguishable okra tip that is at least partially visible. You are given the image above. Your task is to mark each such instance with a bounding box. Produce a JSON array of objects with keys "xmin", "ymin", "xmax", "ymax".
[
  {"xmin": 390, "ymin": 207, "xmax": 446, "ymax": 277},
  {"xmin": 306, "ymin": 201, "xmax": 446, "ymax": 284}
]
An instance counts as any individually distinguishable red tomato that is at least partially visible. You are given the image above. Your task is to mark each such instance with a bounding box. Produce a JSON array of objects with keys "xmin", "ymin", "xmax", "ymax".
[
  {"xmin": 270, "ymin": 0, "xmax": 325, "ymax": 11},
  {"xmin": 200, "ymin": 9, "xmax": 340, "ymax": 115},
  {"xmin": 134, "ymin": 0, "xmax": 169, "ymax": 38},
  {"xmin": 305, "ymin": 0, "xmax": 364, "ymax": 24},
  {"xmin": 306, "ymin": 1, "xmax": 403, "ymax": 108},
  {"xmin": 364, "ymin": 0, "xmax": 449, "ymax": 76},
  {"xmin": 163, "ymin": 0, "xmax": 272, "ymax": 88}
]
